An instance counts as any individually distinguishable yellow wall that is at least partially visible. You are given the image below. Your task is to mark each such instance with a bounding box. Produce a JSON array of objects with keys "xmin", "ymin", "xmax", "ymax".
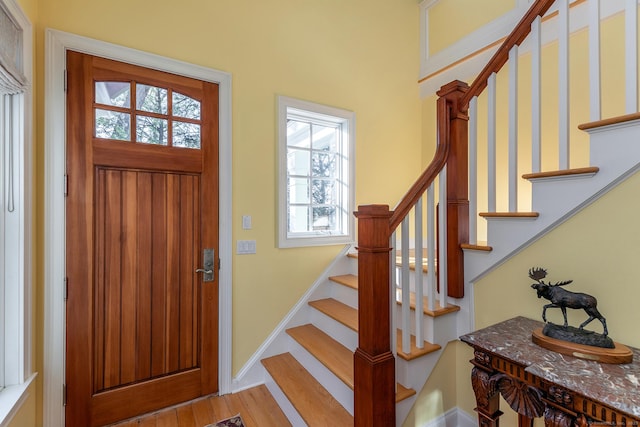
[
  {"xmin": 5, "ymin": 382, "xmax": 37, "ymax": 427},
  {"xmin": 13, "ymin": 0, "xmax": 637, "ymax": 425},
  {"xmin": 25, "ymin": 0, "xmax": 422, "ymax": 425},
  {"xmin": 428, "ymin": 0, "xmax": 515, "ymax": 56}
]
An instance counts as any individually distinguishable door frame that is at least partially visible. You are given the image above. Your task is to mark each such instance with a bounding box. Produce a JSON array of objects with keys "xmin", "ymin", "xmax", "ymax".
[{"xmin": 43, "ymin": 29, "xmax": 233, "ymax": 427}]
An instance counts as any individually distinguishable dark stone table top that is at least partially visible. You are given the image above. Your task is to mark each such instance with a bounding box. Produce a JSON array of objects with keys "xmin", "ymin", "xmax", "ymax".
[{"xmin": 460, "ymin": 316, "xmax": 640, "ymax": 417}]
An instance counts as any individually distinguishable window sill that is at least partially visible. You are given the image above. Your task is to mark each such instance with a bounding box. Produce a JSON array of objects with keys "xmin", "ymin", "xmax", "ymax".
[{"xmin": 0, "ymin": 373, "xmax": 37, "ymax": 427}]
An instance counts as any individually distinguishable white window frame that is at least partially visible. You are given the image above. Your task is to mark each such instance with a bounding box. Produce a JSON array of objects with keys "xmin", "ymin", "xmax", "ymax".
[
  {"xmin": 0, "ymin": 0, "xmax": 36, "ymax": 424},
  {"xmin": 277, "ymin": 96, "xmax": 355, "ymax": 248}
]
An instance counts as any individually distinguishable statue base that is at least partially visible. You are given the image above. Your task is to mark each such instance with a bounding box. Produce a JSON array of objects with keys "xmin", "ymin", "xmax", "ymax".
[
  {"xmin": 532, "ymin": 328, "xmax": 633, "ymax": 364},
  {"xmin": 543, "ymin": 322, "xmax": 614, "ymax": 348}
]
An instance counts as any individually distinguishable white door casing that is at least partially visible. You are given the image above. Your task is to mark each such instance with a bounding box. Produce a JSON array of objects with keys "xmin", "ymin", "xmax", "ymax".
[{"xmin": 43, "ymin": 29, "xmax": 233, "ymax": 427}]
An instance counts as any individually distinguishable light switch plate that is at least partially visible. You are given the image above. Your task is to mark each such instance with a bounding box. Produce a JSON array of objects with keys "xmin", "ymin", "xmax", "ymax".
[
  {"xmin": 242, "ymin": 215, "xmax": 252, "ymax": 230},
  {"xmin": 237, "ymin": 240, "xmax": 256, "ymax": 254}
]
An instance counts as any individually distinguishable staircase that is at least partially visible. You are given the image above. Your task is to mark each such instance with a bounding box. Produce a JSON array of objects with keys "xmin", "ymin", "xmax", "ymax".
[
  {"xmin": 257, "ymin": 251, "xmax": 460, "ymax": 426},
  {"xmin": 232, "ymin": 0, "xmax": 640, "ymax": 425}
]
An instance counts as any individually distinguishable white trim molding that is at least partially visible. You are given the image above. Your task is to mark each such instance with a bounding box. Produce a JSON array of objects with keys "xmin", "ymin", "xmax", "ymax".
[
  {"xmin": 44, "ymin": 29, "xmax": 233, "ymax": 427},
  {"xmin": 276, "ymin": 96, "xmax": 356, "ymax": 249},
  {"xmin": 422, "ymin": 407, "xmax": 477, "ymax": 427}
]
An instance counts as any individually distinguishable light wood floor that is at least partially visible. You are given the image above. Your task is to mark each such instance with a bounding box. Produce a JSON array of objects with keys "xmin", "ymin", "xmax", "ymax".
[{"xmin": 108, "ymin": 385, "xmax": 292, "ymax": 427}]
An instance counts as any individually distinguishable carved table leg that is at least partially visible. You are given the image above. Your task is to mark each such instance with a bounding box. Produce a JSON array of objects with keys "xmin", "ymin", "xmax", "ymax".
[
  {"xmin": 518, "ymin": 413, "xmax": 534, "ymax": 427},
  {"xmin": 471, "ymin": 367, "xmax": 503, "ymax": 427},
  {"xmin": 543, "ymin": 406, "xmax": 575, "ymax": 427}
]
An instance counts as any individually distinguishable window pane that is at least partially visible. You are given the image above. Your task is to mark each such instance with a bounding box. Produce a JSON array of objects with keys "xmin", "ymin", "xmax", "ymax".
[
  {"xmin": 312, "ymin": 124, "xmax": 337, "ymax": 151},
  {"xmin": 312, "ymin": 179, "xmax": 336, "ymax": 205},
  {"xmin": 173, "ymin": 92, "xmax": 201, "ymax": 119},
  {"xmin": 95, "ymin": 108, "xmax": 130, "ymax": 140},
  {"xmin": 288, "ymin": 178, "xmax": 309, "ymax": 204},
  {"xmin": 173, "ymin": 121, "xmax": 201, "ymax": 149},
  {"xmin": 287, "ymin": 148, "xmax": 310, "ymax": 176},
  {"xmin": 288, "ymin": 205, "xmax": 309, "ymax": 233},
  {"xmin": 95, "ymin": 82, "xmax": 130, "ymax": 108},
  {"xmin": 287, "ymin": 119, "xmax": 310, "ymax": 148},
  {"xmin": 313, "ymin": 206, "xmax": 336, "ymax": 231},
  {"xmin": 136, "ymin": 115, "xmax": 168, "ymax": 145},
  {"xmin": 136, "ymin": 84, "xmax": 167, "ymax": 114},
  {"xmin": 312, "ymin": 152, "xmax": 336, "ymax": 178}
]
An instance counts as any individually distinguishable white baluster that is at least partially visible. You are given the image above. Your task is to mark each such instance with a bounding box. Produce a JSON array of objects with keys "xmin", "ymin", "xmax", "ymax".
[
  {"xmin": 508, "ymin": 46, "xmax": 518, "ymax": 212},
  {"xmin": 414, "ymin": 197, "xmax": 424, "ymax": 349},
  {"xmin": 589, "ymin": 0, "xmax": 601, "ymax": 121},
  {"xmin": 531, "ymin": 16, "xmax": 542, "ymax": 173},
  {"xmin": 468, "ymin": 96, "xmax": 478, "ymax": 245},
  {"xmin": 626, "ymin": 0, "xmax": 638, "ymax": 113},
  {"xmin": 488, "ymin": 73, "xmax": 497, "ymax": 212},
  {"xmin": 427, "ymin": 183, "xmax": 436, "ymax": 313},
  {"xmin": 559, "ymin": 0, "xmax": 570, "ymax": 170},
  {"xmin": 390, "ymin": 233, "xmax": 397, "ymax": 360},
  {"xmin": 438, "ymin": 166, "xmax": 447, "ymax": 309},
  {"xmin": 401, "ymin": 216, "xmax": 411, "ymax": 355}
]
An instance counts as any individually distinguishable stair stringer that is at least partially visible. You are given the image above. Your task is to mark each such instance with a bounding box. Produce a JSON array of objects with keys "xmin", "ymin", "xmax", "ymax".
[
  {"xmin": 231, "ymin": 244, "xmax": 355, "ymax": 392},
  {"xmin": 464, "ymin": 119, "xmax": 640, "ymax": 324}
]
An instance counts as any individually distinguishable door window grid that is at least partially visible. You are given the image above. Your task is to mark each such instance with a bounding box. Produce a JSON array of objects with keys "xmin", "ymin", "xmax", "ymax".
[{"xmin": 94, "ymin": 81, "xmax": 202, "ymax": 149}]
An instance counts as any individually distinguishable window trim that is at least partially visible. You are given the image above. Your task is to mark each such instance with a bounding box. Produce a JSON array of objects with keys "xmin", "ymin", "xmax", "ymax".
[
  {"xmin": 277, "ymin": 96, "xmax": 355, "ymax": 248},
  {"xmin": 0, "ymin": 0, "xmax": 34, "ymax": 423}
]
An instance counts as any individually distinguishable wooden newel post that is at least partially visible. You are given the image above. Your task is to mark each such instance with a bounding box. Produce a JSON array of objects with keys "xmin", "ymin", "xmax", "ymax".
[
  {"xmin": 353, "ymin": 204, "xmax": 395, "ymax": 427},
  {"xmin": 436, "ymin": 80, "xmax": 470, "ymax": 299}
]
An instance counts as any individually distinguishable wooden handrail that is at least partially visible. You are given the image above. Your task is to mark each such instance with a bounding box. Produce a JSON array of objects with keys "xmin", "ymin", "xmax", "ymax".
[
  {"xmin": 461, "ymin": 0, "xmax": 557, "ymax": 107},
  {"xmin": 390, "ymin": 88, "xmax": 451, "ymax": 230}
]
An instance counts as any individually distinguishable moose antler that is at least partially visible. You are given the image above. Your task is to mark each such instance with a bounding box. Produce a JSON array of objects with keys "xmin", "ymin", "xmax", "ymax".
[
  {"xmin": 552, "ymin": 280, "xmax": 573, "ymax": 287},
  {"xmin": 528, "ymin": 267, "xmax": 547, "ymax": 282}
]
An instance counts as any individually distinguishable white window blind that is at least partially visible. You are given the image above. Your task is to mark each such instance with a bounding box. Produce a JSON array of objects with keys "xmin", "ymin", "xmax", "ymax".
[{"xmin": 0, "ymin": 2, "xmax": 26, "ymax": 94}]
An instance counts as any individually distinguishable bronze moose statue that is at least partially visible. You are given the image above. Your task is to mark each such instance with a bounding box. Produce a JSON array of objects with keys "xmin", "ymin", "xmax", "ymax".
[{"xmin": 529, "ymin": 267, "xmax": 608, "ymax": 336}]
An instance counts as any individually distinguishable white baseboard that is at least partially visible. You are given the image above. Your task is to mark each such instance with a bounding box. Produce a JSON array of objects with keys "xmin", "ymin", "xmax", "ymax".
[{"xmin": 423, "ymin": 407, "xmax": 477, "ymax": 427}]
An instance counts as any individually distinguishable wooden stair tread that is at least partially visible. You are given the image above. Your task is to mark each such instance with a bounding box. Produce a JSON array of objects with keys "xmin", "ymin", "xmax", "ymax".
[
  {"xmin": 461, "ymin": 243, "xmax": 493, "ymax": 252},
  {"xmin": 396, "ymin": 384, "xmax": 417, "ymax": 402},
  {"xmin": 286, "ymin": 324, "xmax": 418, "ymax": 402},
  {"xmin": 522, "ymin": 166, "xmax": 599, "ymax": 181},
  {"xmin": 578, "ymin": 112, "xmax": 640, "ymax": 130},
  {"xmin": 261, "ymin": 353, "xmax": 353, "ymax": 426},
  {"xmin": 329, "ymin": 274, "xmax": 358, "ymax": 290},
  {"xmin": 396, "ymin": 330, "xmax": 441, "ymax": 361},
  {"xmin": 287, "ymin": 324, "xmax": 354, "ymax": 388},
  {"xmin": 479, "ymin": 211, "xmax": 539, "ymax": 218},
  {"xmin": 395, "ymin": 289, "xmax": 460, "ymax": 317},
  {"xmin": 308, "ymin": 298, "xmax": 358, "ymax": 331}
]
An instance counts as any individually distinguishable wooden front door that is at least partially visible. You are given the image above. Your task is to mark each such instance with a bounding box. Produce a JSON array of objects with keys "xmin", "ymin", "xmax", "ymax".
[{"xmin": 65, "ymin": 51, "xmax": 219, "ymax": 426}]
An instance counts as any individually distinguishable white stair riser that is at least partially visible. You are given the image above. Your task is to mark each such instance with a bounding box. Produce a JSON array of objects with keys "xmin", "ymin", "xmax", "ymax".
[
  {"xmin": 393, "ymin": 307, "xmax": 458, "ymax": 346},
  {"xmin": 308, "ymin": 308, "xmax": 358, "ymax": 351},
  {"xmin": 396, "ymin": 350, "xmax": 442, "ymax": 388},
  {"xmin": 328, "ymin": 281, "xmax": 358, "ymax": 308}
]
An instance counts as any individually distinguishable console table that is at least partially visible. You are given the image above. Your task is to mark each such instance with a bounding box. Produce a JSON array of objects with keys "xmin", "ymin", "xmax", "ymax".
[{"xmin": 460, "ymin": 317, "xmax": 640, "ymax": 427}]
